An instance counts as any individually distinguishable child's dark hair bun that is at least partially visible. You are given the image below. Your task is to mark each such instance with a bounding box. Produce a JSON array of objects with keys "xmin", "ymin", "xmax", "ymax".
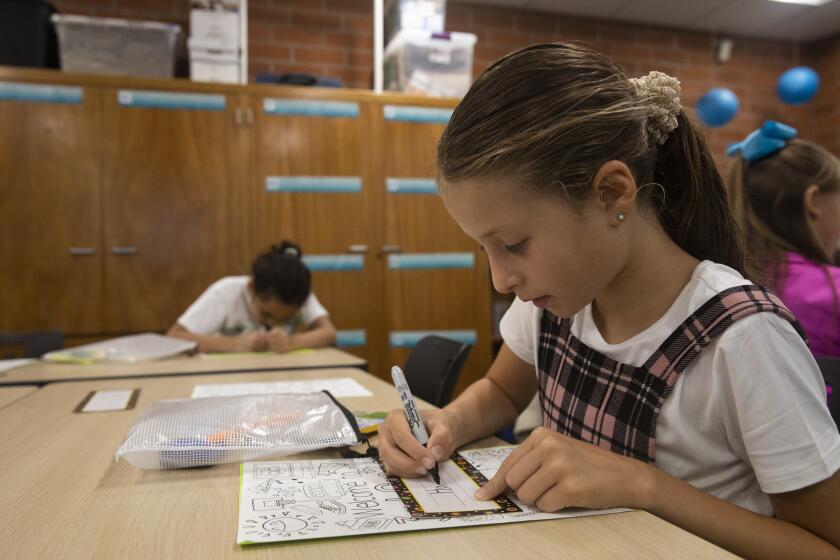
[
  {"xmin": 272, "ymin": 240, "xmax": 303, "ymax": 259},
  {"xmin": 252, "ymin": 240, "xmax": 310, "ymax": 305}
]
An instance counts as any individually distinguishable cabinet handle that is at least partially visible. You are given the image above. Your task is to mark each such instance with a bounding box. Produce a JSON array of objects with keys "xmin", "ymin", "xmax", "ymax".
[
  {"xmin": 378, "ymin": 244, "xmax": 402, "ymax": 257},
  {"xmin": 347, "ymin": 244, "xmax": 369, "ymax": 254},
  {"xmin": 245, "ymin": 107, "xmax": 254, "ymax": 126},
  {"xmin": 68, "ymin": 247, "xmax": 96, "ymax": 256},
  {"xmin": 111, "ymin": 246, "xmax": 139, "ymax": 255},
  {"xmin": 234, "ymin": 107, "xmax": 243, "ymax": 126}
]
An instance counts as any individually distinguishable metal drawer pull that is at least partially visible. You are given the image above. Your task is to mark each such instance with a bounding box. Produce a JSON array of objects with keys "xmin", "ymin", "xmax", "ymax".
[
  {"xmin": 111, "ymin": 246, "xmax": 138, "ymax": 255},
  {"xmin": 68, "ymin": 247, "xmax": 96, "ymax": 256},
  {"xmin": 378, "ymin": 244, "xmax": 402, "ymax": 257}
]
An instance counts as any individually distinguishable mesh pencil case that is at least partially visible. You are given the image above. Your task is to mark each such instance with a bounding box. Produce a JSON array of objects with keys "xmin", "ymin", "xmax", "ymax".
[{"xmin": 115, "ymin": 391, "xmax": 364, "ymax": 469}]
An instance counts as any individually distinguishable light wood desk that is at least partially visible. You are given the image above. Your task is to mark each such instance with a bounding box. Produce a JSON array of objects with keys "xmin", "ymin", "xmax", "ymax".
[
  {"xmin": 0, "ymin": 347, "xmax": 366, "ymax": 386},
  {"xmin": 0, "ymin": 385, "xmax": 37, "ymax": 409},
  {"xmin": 0, "ymin": 367, "xmax": 736, "ymax": 559}
]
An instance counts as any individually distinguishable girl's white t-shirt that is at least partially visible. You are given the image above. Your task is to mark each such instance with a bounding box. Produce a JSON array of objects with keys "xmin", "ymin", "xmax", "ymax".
[
  {"xmin": 500, "ymin": 260, "xmax": 840, "ymax": 515},
  {"xmin": 177, "ymin": 276, "xmax": 328, "ymax": 336}
]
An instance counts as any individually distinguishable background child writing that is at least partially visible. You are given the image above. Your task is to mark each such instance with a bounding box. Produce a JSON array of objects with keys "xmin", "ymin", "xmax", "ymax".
[{"xmin": 167, "ymin": 241, "xmax": 336, "ymax": 353}]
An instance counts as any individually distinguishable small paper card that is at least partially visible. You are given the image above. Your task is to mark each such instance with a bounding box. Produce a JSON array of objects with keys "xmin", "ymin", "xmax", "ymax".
[{"xmin": 74, "ymin": 389, "xmax": 139, "ymax": 413}]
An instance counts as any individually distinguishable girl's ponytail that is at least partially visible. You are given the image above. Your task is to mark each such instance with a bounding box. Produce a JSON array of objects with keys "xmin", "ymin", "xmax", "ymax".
[{"xmin": 653, "ymin": 110, "xmax": 749, "ymax": 277}]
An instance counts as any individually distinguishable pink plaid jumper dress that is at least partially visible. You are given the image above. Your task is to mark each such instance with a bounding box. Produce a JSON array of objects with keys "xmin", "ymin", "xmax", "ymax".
[{"xmin": 537, "ymin": 285, "xmax": 805, "ymax": 463}]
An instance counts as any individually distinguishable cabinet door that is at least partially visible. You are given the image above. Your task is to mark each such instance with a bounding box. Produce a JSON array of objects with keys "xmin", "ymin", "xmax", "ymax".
[
  {"xmin": 101, "ymin": 88, "xmax": 236, "ymax": 332},
  {"xmin": 246, "ymin": 95, "xmax": 379, "ymax": 372},
  {"xmin": 0, "ymin": 81, "xmax": 103, "ymax": 334},
  {"xmin": 376, "ymin": 102, "xmax": 492, "ymax": 394}
]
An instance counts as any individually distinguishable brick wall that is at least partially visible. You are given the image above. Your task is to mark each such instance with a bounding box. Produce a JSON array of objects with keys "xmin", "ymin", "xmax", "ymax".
[
  {"xmin": 51, "ymin": 0, "xmax": 839, "ymax": 161},
  {"xmin": 811, "ymin": 34, "xmax": 840, "ymax": 156}
]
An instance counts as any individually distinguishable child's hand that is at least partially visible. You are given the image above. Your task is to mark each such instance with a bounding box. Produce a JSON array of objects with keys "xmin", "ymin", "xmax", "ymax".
[
  {"xmin": 266, "ymin": 328, "xmax": 291, "ymax": 353},
  {"xmin": 474, "ymin": 427, "xmax": 652, "ymax": 511},
  {"xmin": 236, "ymin": 331, "xmax": 268, "ymax": 352},
  {"xmin": 377, "ymin": 408, "xmax": 462, "ymax": 478}
]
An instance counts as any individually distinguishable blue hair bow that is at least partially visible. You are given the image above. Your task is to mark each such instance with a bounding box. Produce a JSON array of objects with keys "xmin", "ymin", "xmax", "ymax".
[{"xmin": 726, "ymin": 120, "xmax": 797, "ymax": 163}]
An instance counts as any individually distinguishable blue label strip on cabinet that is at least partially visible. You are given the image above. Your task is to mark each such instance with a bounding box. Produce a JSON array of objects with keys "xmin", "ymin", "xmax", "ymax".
[
  {"xmin": 301, "ymin": 255, "xmax": 364, "ymax": 271},
  {"xmin": 382, "ymin": 105, "xmax": 453, "ymax": 124},
  {"xmin": 388, "ymin": 252, "xmax": 475, "ymax": 270},
  {"xmin": 263, "ymin": 98, "xmax": 359, "ymax": 118},
  {"xmin": 265, "ymin": 176, "xmax": 362, "ymax": 193},
  {"xmin": 117, "ymin": 90, "xmax": 226, "ymax": 111},
  {"xmin": 386, "ymin": 178, "xmax": 437, "ymax": 194},
  {"xmin": 389, "ymin": 330, "xmax": 477, "ymax": 348},
  {"xmin": 336, "ymin": 329, "xmax": 366, "ymax": 348},
  {"xmin": 0, "ymin": 82, "xmax": 83, "ymax": 104}
]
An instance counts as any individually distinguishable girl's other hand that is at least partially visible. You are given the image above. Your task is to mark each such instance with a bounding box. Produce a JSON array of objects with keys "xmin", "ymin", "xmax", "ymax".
[{"xmin": 475, "ymin": 427, "xmax": 652, "ymax": 511}]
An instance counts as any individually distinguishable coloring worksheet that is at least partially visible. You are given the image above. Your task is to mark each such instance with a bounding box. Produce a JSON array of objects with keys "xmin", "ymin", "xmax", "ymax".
[{"xmin": 237, "ymin": 446, "xmax": 629, "ymax": 544}]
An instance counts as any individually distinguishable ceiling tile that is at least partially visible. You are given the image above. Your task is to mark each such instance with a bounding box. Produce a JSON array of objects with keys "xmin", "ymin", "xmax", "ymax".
[{"xmin": 450, "ymin": 0, "xmax": 840, "ymax": 40}]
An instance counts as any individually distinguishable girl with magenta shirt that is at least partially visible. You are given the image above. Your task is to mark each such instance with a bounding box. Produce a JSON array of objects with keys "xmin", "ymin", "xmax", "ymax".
[{"xmin": 729, "ymin": 122, "xmax": 840, "ymax": 358}]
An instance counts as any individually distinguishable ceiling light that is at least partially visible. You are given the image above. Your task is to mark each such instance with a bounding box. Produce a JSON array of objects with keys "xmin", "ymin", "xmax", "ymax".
[{"xmin": 766, "ymin": 0, "xmax": 834, "ymax": 6}]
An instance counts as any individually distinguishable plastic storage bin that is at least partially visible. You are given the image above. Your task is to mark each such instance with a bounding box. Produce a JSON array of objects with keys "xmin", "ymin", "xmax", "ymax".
[
  {"xmin": 190, "ymin": 8, "xmax": 239, "ymax": 50},
  {"xmin": 52, "ymin": 15, "xmax": 181, "ymax": 78},
  {"xmin": 385, "ymin": 0, "xmax": 446, "ymax": 45},
  {"xmin": 383, "ymin": 30, "xmax": 476, "ymax": 98},
  {"xmin": 189, "ymin": 39, "xmax": 240, "ymax": 84}
]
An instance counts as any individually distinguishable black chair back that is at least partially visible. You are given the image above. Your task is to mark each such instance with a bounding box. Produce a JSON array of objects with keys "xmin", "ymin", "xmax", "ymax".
[
  {"xmin": 815, "ymin": 356, "xmax": 840, "ymax": 430},
  {"xmin": 0, "ymin": 330, "xmax": 63, "ymax": 358},
  {"xmin": 403, "ymin": 335, "xmax": 472, "ymax": 407}
]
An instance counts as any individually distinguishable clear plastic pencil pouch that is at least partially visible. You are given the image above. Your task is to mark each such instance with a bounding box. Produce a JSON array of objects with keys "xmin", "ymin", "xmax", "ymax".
[{"xmin": 115, "ymin": 391, "xmax": 368, "ymax": 469}]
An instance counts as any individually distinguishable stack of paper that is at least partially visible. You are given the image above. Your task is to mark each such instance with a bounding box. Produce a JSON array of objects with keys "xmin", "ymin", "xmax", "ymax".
[{"xmin": 44, "ymin": 334, "xmax": 196, "ymax": 363}]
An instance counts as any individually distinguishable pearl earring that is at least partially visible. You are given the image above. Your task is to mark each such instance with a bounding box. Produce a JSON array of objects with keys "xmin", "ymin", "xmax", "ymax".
[{"xmin": 616, "ymin": 211, "xmax": 626, "ymax": 224}]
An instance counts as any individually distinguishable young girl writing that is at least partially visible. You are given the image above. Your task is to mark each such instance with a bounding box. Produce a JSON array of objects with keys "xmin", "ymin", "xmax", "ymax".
[
  {"xmin": 167, "ymin": 241, "xmax": 336, "ymax": 353},
  {"xmin": 378, "ymin": 43, "xmax": 840, "ymax": 558},
  {"xmin": 728, "ymin": 124, "xmax": 840, "ymax": 358}
]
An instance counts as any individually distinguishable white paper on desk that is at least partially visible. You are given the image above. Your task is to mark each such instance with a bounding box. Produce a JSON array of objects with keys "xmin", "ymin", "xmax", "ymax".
[
  {"xmin": 191, "ymin": 377, "xmax": 373, "ymax": 399},
  {"xmin": 82, "ymin": 390, "xmax": 134, "ymax": 412},
  {"xmin": 0, "ymin": 358, "xmax": 35, "ymax": 374},
  {"xmin": 237, "ymin": 446, "xmax": 630, "ymax": 545}
]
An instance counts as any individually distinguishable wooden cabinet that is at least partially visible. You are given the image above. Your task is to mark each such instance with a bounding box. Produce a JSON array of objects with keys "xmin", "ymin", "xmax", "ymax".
[
  {"xmin": 99, "ymin": 87, "xmax": 237, "ymax": 331},
  {"xmin": 0, "ymin": 76, "xmax": 241, "ymax": 336},
  {"xmin": 374, "ymin": 101, "xmax": 491, "ymax": 391},
  {"xmin": 0, "ymin": 82, "xmax": 104, "ymax": 334},
  {"xmin": 0, "ymin": 68, "xmax": 492, "ymax": 395},
  {"xmin": 243, "ymin": 93, "xmax": 384, "ymax": 374}
]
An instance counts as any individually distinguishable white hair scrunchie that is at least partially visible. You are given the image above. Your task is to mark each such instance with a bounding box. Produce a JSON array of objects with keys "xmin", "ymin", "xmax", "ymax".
[{"xmin": 629, "ymin": 71, "xmax": 681, "ymax": 145}]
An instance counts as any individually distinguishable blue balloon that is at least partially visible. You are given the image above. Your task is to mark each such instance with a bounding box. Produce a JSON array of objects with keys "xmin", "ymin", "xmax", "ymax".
[
  {"xmin": 696, "ymin": 88, "xmax": 739, "ymax": 127},
  {"xmin": 777, "ymin": 66, "xmax": 820, "ymax": 105}
]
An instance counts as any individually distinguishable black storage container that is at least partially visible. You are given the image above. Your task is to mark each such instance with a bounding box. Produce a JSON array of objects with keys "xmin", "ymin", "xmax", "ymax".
[{"xmin": 0, "ymin": 0, "xmax": 60, "ymax": 68}]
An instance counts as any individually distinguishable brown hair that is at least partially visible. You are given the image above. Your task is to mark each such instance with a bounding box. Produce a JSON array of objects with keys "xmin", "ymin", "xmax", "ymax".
[
  {"xmin": 728, "ymin": 139, "xmax": 840, "ymax": 288},
  {"xmin": 437, "ymin": 42, "xmax": 747, "ymax": 276}
]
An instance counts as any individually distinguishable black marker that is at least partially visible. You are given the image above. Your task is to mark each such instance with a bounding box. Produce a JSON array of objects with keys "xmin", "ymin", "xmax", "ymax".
[{"xmin": 391, "ymin": 365, "xmax": 440, "ymax": 484}]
